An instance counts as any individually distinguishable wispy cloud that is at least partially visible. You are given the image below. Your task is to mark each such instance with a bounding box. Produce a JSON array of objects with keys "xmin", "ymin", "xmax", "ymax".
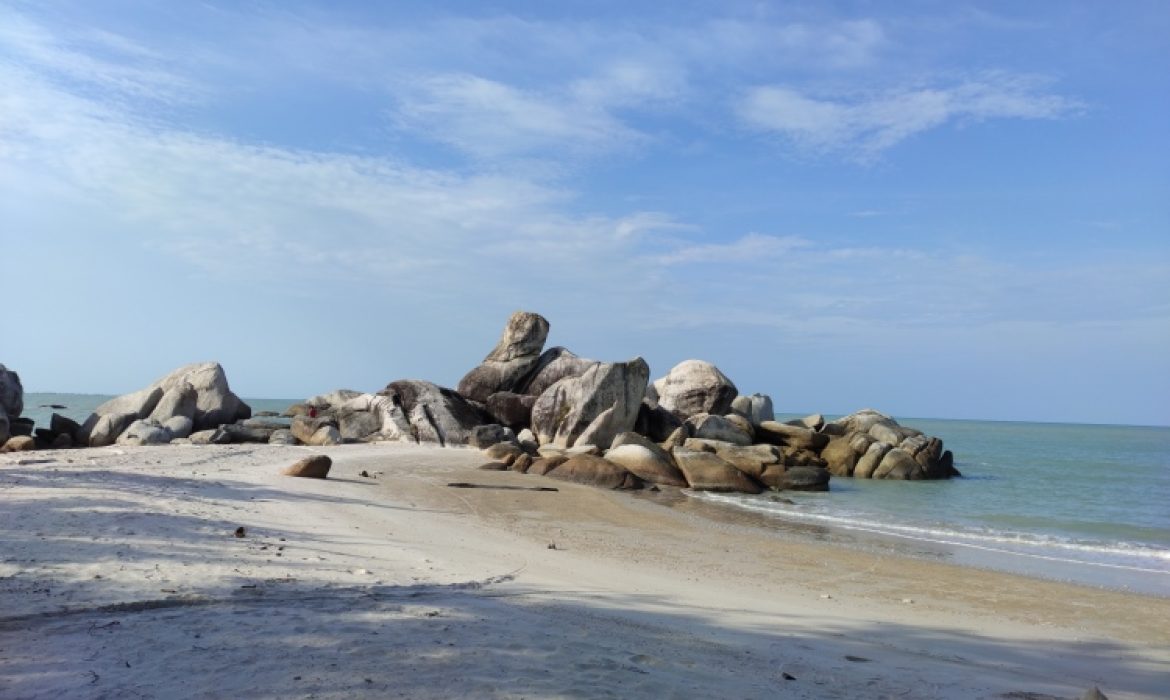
[{"xmin": 738, "ymin": 74, "xmax": 1080, "ymax": 160}]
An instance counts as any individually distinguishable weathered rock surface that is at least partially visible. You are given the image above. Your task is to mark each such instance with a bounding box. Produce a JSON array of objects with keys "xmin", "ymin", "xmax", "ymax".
[
  {"xmin": 820, "ymin": 436, "xmax": 859, "ymax": 477},
  {"xmin": 652, "ymin": 360, "xmax": 738, "ymax": 420},
  {"xmin": 755, "ymin": 421, "xmax": 830, "ymax": 451},
  {"xmin": 530, "ymin": 358, "xmax": 650, "ymax": 450},
  {"xmin": 378, "ymin": 380, "xmax": 487, "ymax": 446},
  {"xmin": 671, "ymin": 448, "xmax": 763, "ymax": 493},
  {"xmin": 633, "ymin": 401, "xmax": 683, "ymax": 442},
  {"xmin": 78, "ymin": 362, "xmax": 250, "ymax": 446},
  {"xmin": 545, "ymin": 454, "xmax": 643, "ymax": 490},
  {"xmin": 516, "ymin": 347, "xmax": 599, "ymax": 397},
  {"xmin": 470, "ymin": 424, "xmax": 517, "ymax": 449},
  {"xmin": 1, "ymin": 435, "xmax": 35, "ymax": 452},
  {"xmin": 824, "ymin": 409, "xmax": 956, "ymax": 480},
  {"xmin": 605, "ymin": 440, "xmax": 688, "ymax": 487},
  {"xmin": 685, "ymin": 413, "xmax": 753, "ymax": 446},
  {"xmin": 457, "ymin": 311, "xmax": 550, "ymax": 402},
  {"xmin": 282, "ymin": 455, "xmax": 332, "ymax": 479},
  {"xmin": 729, "ymin": 393, "xmax": 774, "ymax": 426},
  {"xmin": 0, "ymin": 363, "xmax": 23, "ymax": 422},
  {"xmin": 782, "ymin": 466, "xmax": 831, "ymax": 491},
  {"xmin": 485, "ymin": 391, "xmax": 537, "ymax": 429},
  {"xmin": 713, "ymin": 444, "xmax": 782, "ymax": 481}
]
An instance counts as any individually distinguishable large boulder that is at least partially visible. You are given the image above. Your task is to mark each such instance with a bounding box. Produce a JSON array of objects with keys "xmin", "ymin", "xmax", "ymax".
[
  {"xmin": 651, "ymin": 360, "xmax": 738, "ymax": 420},
  {"xmin": 0, "ymin": 364, "xmax": 23, "ymax": 421},
  {"xmin": 148, "ymin": 382, "xmax": 198, "ymax": 424},
  {"xmin": 854, "ymin": 442, "xmax": 893, "ymax": 479},
  {"xmin": 457, "ymin": 311, "xmax": 550, "ymax": 402},
  {"xmin": 516, "ymin": 347, "xmax": 599, "ymax": 397},
  {"xmin": 545, "ymin": 454, "xmax": 643, "ymax": 490},
  {"xmin": 755, "ymin": 421, "xmax": 830, "ymax": 451},
  {"xmin": 671, "ymin": 448, "xmax": 763, "ymax": 493},
  {"xmin": 713, "ymin": 444, "xmax": 782, "ymax": 481},
  {"xmin": 80, "ymin": 362, "xmax": 250, "ymax": 446},
  {"xmin": 729, "ymin": 393, "xmax": 774, "ymax": 426},
  {"xmin": 782, "ymin": 466, "xmax": 831, "ymax": 491},
  {"xmin": 685, "ymin": 413, "xmax": 753, "ymax": 446},
  {"xmin": 820, "ymin": 436, "xmax": 859, "ymax": 477},
  {"xmin": 605, "ymin": 434, "xmax": 688, "ymax": 487},
  {"xmin": 529, "ymin": 358, "xmax": 650, "ymax": 450},
  {"xmin": 633, "ymin": 401, "xmax": 683, "ymax": 442},
  {"xmin": 485, "ymin": 391, "xmax": 536, "ymax": 429},
  {"xmin": 377, "ymin": 379, "xmax": 487, "ymax": 446}
]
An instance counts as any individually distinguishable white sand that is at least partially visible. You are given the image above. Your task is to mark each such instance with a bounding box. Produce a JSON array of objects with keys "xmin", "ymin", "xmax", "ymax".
[{"xmin": 2, "ymin": 443, "xmax": 1167, "ymax": 699}]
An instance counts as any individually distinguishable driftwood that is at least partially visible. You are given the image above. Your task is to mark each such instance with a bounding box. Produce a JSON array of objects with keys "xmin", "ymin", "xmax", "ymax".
[{"xmin": 446, "ymin": 482, "xmax": 558, "ymax": 492}]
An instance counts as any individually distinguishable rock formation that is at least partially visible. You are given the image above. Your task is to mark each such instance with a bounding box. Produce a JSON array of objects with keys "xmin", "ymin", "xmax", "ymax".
[
  {"xmin": 650, "ymin": 360, "xmax": 738, "ymax": 420},
  {"xmin": 457, "ymin": 311, "xmax": 550, "ymax": 402},
  {"xmin": 78, "ymin": 362, "xmax": 251, "ymax": 447}
]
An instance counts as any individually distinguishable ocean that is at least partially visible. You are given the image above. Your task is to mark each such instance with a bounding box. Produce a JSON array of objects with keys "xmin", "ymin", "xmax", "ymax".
[{"xmin": 16, "ymin": 394, "xmax": 1170, "ymax": 595}]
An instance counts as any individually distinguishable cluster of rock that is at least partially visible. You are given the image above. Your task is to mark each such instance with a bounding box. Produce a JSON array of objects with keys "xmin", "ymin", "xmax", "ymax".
[
  {"xmin": 278, "ymin": 311, "xmax": 955, "ymax": 494},
  {"xmin": 0, "ymin": 312, "xmax": 958, "ymax": 492}
]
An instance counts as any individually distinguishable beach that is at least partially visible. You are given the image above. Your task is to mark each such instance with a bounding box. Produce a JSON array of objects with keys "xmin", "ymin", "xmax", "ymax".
[{"xmin": 2, "ymin": 443, "xmax": 1166, "ymax": 699}]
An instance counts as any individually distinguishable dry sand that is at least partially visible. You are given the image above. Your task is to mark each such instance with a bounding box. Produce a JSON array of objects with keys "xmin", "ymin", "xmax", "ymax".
[{"xmin": 2, "ymin": 443, "xmax": 1167, "ymax": 699}]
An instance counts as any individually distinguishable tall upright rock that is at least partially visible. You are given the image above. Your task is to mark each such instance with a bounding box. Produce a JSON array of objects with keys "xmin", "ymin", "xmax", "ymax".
[
  {"xmin": 0, "ymin": 363, "xmax": 23, "ymax": 445},
  {"xmin": 457, "ymin": 311, "xmax": 550, "ymax": 402}
]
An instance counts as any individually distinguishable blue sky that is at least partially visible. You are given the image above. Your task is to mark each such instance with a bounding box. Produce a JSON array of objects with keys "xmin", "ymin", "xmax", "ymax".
[{"xmin": 2, "ymin": 1, "xmax": 1167, "ymax": 425}]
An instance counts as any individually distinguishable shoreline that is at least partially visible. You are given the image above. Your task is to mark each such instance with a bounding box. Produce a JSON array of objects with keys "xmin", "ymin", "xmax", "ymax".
[{"xmin": 3, "ymin": 442, "xmax": 1167, "ymax": 698}]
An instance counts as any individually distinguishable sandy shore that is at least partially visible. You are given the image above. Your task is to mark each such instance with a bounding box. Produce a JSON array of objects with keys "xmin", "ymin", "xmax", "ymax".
[{"xmin": 2, "ymin": 443, "xmax": 1167, "ymax": 699}]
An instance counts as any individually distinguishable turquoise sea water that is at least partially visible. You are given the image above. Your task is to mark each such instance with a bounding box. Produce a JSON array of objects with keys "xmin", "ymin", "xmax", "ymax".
[
  {"xmin": 16, "ymin": 395, "xmax": 1170, "ymax": 594},
  {"xmin": 695, "ymin": 415, "xmax": 1170, "ymax": 595}
]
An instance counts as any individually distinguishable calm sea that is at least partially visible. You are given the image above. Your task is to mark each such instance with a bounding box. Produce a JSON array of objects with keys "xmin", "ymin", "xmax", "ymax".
[{"xmin": 18, "ymin": 394, "xmax": 1170, "ymax": 595}]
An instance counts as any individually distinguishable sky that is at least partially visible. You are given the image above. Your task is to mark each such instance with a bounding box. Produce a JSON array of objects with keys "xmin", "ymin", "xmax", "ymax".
[{"xmin": 1, "ymin": 1, "xmax": 1168, "ymax": 425}]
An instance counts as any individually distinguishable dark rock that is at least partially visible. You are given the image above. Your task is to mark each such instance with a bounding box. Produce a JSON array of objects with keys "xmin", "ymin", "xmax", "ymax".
[
  {"xmin": 783, "ymin": 466, "xmax": 830, "ymax": 491},
  {"xmin": 218, "ymin": 423, "xmax": 275, "ymax": 444},
  {"xmin": 485, "ymin": 391, "xmax": 536, "ymax": 429},
  {"xmin": 478, "ymin": 461, "xmax": 509, "ymax": 471},
  {"xmin": 470, "ymin": 424, "xmax": 517, "ymax": 449},
  {"xmin": 9, "ymin": 417, "xmax": 33, "ymax": 437},
  {"xmin": 378, "ymin": 379, "xmax": 487, "ymax": 446},
  {"xmin": 50, "ymin": 413, "xmax": 81, "ymax": 440},
  {"xmin": 0, "ymin": 363, "xmax": 24, "ymax": 420},
  {"xmin": 52, "ymin": 433, "xmax": 73, "ymax": 449},
  {"xmin": 633, "ymin": 401, "xmax": 683, "ymax": 442}
]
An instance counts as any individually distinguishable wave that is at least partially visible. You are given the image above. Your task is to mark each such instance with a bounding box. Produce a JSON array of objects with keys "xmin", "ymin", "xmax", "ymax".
[{"xmin": 689, "ymin": 491, "xmax": 1170, "ymax": 575}]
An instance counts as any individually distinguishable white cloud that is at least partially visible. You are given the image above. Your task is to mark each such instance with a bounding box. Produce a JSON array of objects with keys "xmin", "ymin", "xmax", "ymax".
[
  {"xmin": 738, "ymin": 75, "xmax": 1080, "ymax": 159},
  {"xmin": 390, "ymin": 72, "xmax": 645, "ymax": 159},
  {"xmin": 653, "ymin": 233, "xmax": 811, "ymax": 265}
]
